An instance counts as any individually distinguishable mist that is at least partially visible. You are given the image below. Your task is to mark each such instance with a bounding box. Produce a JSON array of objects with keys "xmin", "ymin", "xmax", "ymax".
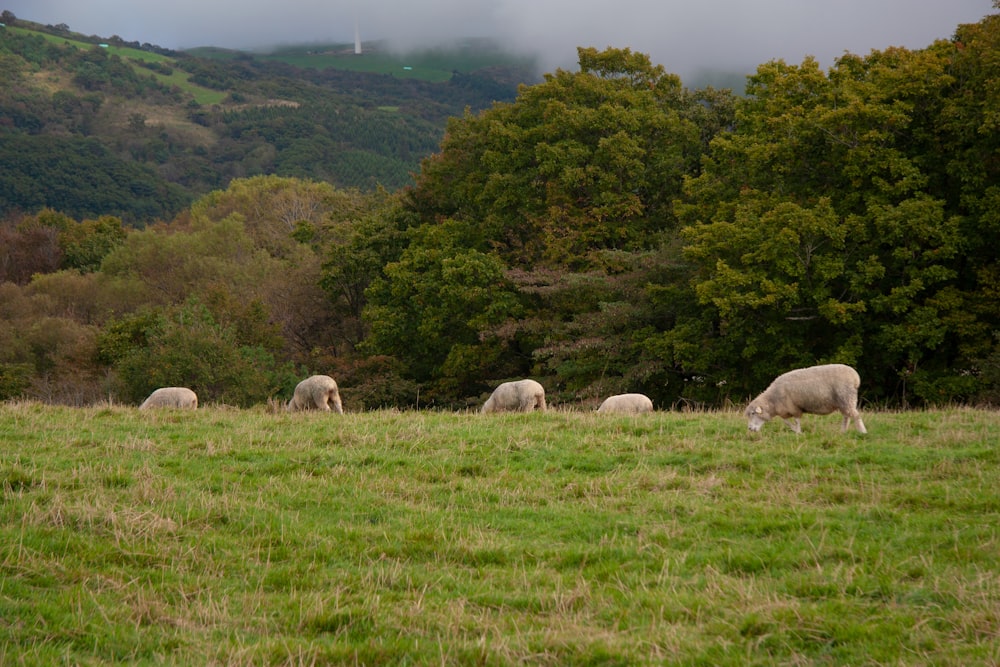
[{"xmin": 2, "ymin": 0, "xmax": 992, "ymax": 80}]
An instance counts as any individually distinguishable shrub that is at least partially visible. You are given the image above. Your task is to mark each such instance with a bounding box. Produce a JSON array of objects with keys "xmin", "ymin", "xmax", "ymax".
[{"xmin": 0, "ymin": 363, "xmax": 32, "ymax": 400}]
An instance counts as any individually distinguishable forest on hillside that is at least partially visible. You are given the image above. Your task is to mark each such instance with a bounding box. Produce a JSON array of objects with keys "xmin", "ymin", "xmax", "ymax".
[
  {"xmin": 2, "ymin": 8, "xmax": 1000, "ymax": 410},
  {"xmin": 0, "ymin": 14, "xmax": 531, "ymax": 223}
]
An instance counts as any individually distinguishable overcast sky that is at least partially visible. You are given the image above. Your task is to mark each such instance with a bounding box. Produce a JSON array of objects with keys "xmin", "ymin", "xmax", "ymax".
[{"xmin": 4, "ymin": 1, "xmax": 993, "ymax": 79}]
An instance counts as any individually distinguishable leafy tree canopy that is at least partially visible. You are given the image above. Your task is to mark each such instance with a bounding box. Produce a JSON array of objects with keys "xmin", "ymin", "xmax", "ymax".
[
  {"xmin": 671, "ymin": 33, "xmax": 992, "ymax": 403},
  {"xmin": 405, "ymin": 47, "xmax": 727, "ymax": 270}
]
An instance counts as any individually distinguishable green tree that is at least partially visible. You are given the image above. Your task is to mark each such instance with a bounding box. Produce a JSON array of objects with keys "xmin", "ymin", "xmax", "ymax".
[
  {"xmin": 362, "ymin": 222, "xmax": 523, "ymax": 403},
  {"xmin": 58, "ymin": 215, "xmax": 128, "ymax": 272},
  {"xmin": 505, "ymin": 254, "xmax": 673, "ymax": 405},
  {"xmin": 187, "ymin": 175, "xmax": 374, "ymax": 258},
  {"xmin": 319, "ymin": 201, "xmax": 415, "ymax": 350},
  {"xmin": 110, "ymin": 299, "xmax": 297, "ymax": 406},
  {"xmin": 182, "ymin": 178, "xmax": 409, "ymax": 364},
  {"xmin": 406, "ymin": 47, "xmax": 708, "ymax": 270},
  {"xmin": 386, "ymin": 47, "xmax": 730, "ymax": 402},
  {"xmin": 672, "ymin": 45, "xmax": 973, "ymax": 404},
  {"xmin": 101, "ymin": 215, "xmax": 275, "ymax": 306}
]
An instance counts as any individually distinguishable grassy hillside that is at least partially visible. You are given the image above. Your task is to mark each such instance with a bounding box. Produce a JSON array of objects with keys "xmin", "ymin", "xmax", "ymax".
[
  {"xmin": 192, "ymin": 39, "xmax": 539, "ymax": 85},
  {"xmin": 1, "ymin": 403, "xmax": 997, "ymax": 664},
  {"xmin": 0, "ymin": 20, "xmax": 533, "ymax": 221},
  {"xmin": 7, "ymin": 25, "xmax": 226, "ymax": 104}
]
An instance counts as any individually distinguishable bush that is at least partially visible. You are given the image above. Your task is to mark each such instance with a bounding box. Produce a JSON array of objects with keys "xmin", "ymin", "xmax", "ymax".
[
  {"xmin": 333, "ymin": 355, "xmax": 420, "ymax": 411},
  {"xmin": 109, "ymin": 299, "xmax": 298, "ymax": 407},
  {"xmin": 0, "ymin": 363, "xmax": 33, "ymax": 400}
]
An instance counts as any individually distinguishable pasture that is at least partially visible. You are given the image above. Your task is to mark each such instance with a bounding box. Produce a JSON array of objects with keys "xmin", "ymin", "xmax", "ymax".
[
  {"xmin": 0, "ymin": 403, "xmax": 998, "ymax": 665},
  {"xmin": 247, "ymin": 41, "xmax": 537, "ymax": 83},
  {"xmin": 10, "ymin": 26, "xmax": 227, "ymax": 105}
]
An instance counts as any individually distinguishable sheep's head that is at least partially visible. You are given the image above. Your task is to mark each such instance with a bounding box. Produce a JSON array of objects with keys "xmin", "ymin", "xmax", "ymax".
[{"xmin": 745, "ymin": 403, "xmax": 771, "ymax": 432}]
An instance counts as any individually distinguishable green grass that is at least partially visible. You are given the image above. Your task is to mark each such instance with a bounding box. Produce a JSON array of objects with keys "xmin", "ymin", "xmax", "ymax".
[
  {"xmin": 265, "ymin": 51, "xmax": 455, "ymax": 82},
  {"xmin": 10, "ymin": 26, "xmax": 226, "ymax": 105},
  {"xmin": 250, "ymin": 41, "xmax": 536, "ymax": 83},
  {"xmin": 1, "ymin": 403, "xmax": 998, "ymax": 664}
]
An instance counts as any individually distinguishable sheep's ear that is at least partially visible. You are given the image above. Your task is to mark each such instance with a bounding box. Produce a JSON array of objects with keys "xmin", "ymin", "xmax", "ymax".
[{"xmin": 754, "ymin": 406, "xmax": 762, "ymax": 414}]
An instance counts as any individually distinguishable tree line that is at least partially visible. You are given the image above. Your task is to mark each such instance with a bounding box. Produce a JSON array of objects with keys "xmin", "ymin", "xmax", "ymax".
[{"xmin": 2, "ymin": 7, "xmax": 999, "ymax": 409}]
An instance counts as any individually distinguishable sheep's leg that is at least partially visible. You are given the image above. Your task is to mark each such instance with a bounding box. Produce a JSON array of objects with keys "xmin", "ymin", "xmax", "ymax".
[
  {"xmin": 844, "ymin": 409, "xmax": 867, "ymax": 434},
  {"xmin": 782, "ymin": 418, "xmax": 802, "ymax": 433},
  {"xmin": 855, "ymin": 416, "xmax": 867, "ymax": 434}
]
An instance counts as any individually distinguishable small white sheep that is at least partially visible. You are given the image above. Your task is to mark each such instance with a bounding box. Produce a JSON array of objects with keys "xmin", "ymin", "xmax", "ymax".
[
  {"xmin": 597, "ymin": 393, "xmax": 653, "ymax": 414},
  {"xmin": 745, "ymin": 363, "xmax": 866, "ymax": 434},
  {"xmin": 139, "ymin": 387, "xmax": 198, "ymax": 410},
  {"xmin": 287, "ymin": 375, "xmax": 343, "ymax": 413},
  {"xmin": 481, "ymin": 379, "xmax": 546, "ymax": 413}
]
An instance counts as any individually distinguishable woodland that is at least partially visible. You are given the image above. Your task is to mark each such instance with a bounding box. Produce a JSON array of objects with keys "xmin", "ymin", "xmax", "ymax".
[{"xmin": 1, "ymin": 8, "xmax": 1000, "ymax": 410}]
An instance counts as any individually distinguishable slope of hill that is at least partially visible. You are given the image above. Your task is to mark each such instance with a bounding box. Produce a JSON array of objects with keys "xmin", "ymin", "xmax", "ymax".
[
  {"xmin": 192, "ymin": 37, "xmax": 538, "ymax": 84},
  {"xmin": 0, "ymin": 16, "xmax": 537, "ymax": 224}
]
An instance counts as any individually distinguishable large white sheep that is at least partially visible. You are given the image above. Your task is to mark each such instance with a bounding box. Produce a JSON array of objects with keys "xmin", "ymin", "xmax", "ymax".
[
  {"xmin": 596, "ymin": 393, "xmax": 654, "ymax": 414},
  {"xmin": 481, "ymin": 379, "xmax": 546, "ymax": 413},
  {"xmin": 287, "ymin": 375, "xmax": 343, "ymax": 413},
  {"xmin": 139, "ymin": 387, "xmax": 198, "ymax": 410},
  {"xmin": 745, "ymin": 364, "xmax": 866, "ymax": 434}
]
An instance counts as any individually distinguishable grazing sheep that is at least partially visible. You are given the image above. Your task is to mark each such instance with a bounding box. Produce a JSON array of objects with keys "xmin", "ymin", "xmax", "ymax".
[
  {"xmin": 481, "ymin": 379, "xmax": 546, "ymax": 413},
  {"xmin": 597, "ymin": 393, "xmax": 654, "ymax": 414},
  {"xmin": 139, "ymin": 387, "xmax": 198, "ymax": 410},
  {"xmin": 287, "ymin": 375, "xmax": 343, "ymax": 413},
  {"xmin": 745, "ymin": 364, "xmax": 866, "ymax": 434}
]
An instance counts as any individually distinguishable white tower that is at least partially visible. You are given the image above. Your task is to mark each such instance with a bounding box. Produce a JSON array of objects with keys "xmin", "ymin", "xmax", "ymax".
[{"xmin": 354, "ymin": 17, "xmax": 362, "ymax": 55}]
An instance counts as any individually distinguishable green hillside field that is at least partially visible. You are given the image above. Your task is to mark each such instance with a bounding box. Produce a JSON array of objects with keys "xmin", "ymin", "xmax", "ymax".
[
  {"xmin": 192, "ymin": 39, "xmax": 539, "ymax": 83},
  {"xmin": 7, "ymin": 25, "xmax": 226, "ymax": 104}
]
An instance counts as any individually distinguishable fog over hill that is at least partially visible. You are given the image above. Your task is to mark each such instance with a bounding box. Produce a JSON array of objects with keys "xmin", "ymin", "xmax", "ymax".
[{"xmin": 3, "ymin": 0, "xmax": 992, "ymax": 81}]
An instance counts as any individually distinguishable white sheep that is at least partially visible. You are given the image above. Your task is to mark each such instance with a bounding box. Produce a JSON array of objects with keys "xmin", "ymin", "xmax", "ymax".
[
  {"xmin": 287, "ymin": 375, "xmax": 343, "ymax": 413},
  {"xmin": 745, "ymin": 363, "xmax": 866, "ymax": 434},
  {"xmin": 596, "ymin": 393, "xmax": 653, "ymax": 414},
  {"xmin": 481, "ymin": 379, "xmax": 546, "ymax": 413},
  {"xmin": 139, "ymin": 387, "xmax": 198, "ymax": 410}
]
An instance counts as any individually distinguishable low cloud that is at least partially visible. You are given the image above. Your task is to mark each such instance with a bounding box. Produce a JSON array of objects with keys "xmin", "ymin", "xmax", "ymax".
[{"xmin": 3, "ymin": 0, "xmax": 992, "ymax": 80}]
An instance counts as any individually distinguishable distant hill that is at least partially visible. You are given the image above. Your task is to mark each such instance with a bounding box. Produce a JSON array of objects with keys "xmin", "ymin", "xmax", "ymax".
[
  {"xmin": 0, "ymin": 13, "xmax": 747, "ymax": 225},
  {"xmin": 0, "ymin": 15, "xmax": 539, "ymax": 224},
  {"xmin": 191, "ymin": 37, "xmax": 539, "ymax": 83}
]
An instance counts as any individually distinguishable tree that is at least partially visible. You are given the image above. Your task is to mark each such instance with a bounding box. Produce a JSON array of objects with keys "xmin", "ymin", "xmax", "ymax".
[
  {"xmin": 672, "ymin": 44, "xmax": 975, "ymax": 404},
  {"xmin": 184, "ymin": 177, "xmax": 406, "ymax": 363},
  {"xmin": 187, "ymin": 175, "xmax": 374, "ymax": 258},
  {"xmin": 100, "ymin": 215, "xmax": 276, "ymax": 306},
  {"xmin": 58, "ymin": 215, "xmax": 128, "ymax": 272},
  {"xmin": 362, "ymin": 222, "xmax": 523, "ymax": 403},
  {"xmin": 504, "ymin": 255, "xmax": 672, "ymax": 404},
  {"xmin": 319, "ymin": 201, "xmax": 415, "ymax": 351},
  {"xmin": 385, "ymin": 47, "xmax": 729, "ymax": 402},
  {"xmin": 107, "ymin": 299, "xmax": 298, "ymax": 406},
  {"xmin": 0, "ymin": 215, "xmax": 63, "ymax": 284},
  {"xmin": 405, "ymin": 47, "xmax": 706, "ymax": 270}
]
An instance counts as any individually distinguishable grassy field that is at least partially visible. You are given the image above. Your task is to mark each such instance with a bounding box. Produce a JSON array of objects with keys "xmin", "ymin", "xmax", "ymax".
[{"xmin": 0, "ymin": 403, "xmax": 998, "ymax": 665}]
